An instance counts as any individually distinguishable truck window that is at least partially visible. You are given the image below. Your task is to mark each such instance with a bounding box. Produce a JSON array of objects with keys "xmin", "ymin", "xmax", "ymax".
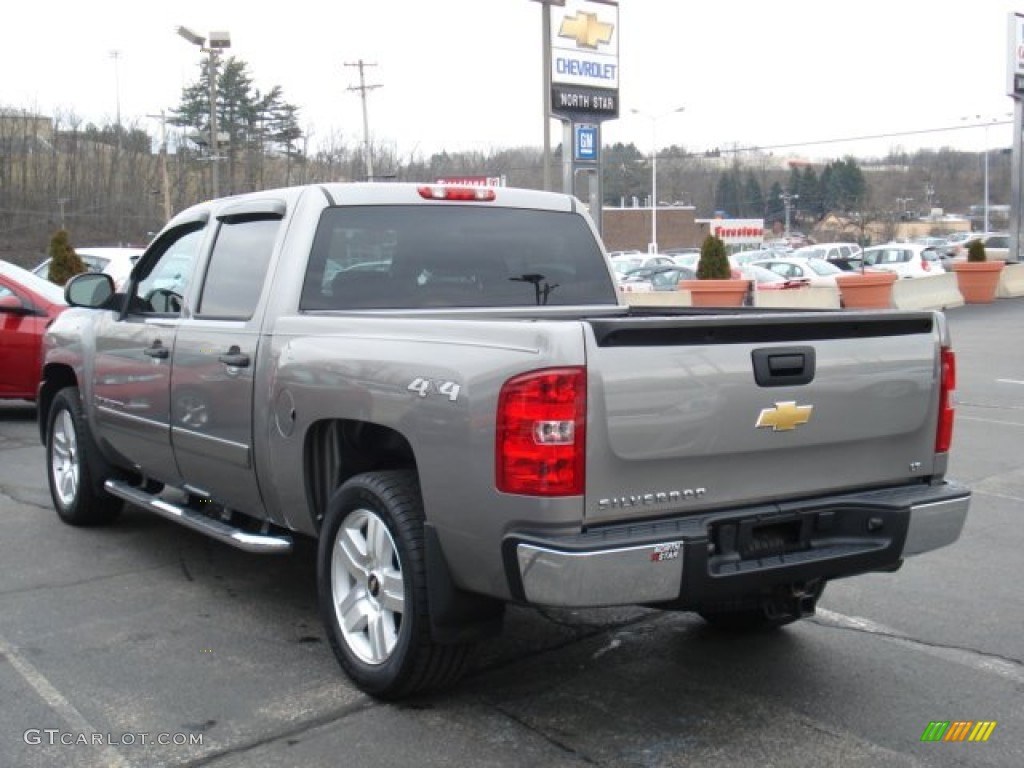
[
  {"xmin": 197, "ymin": 218, "xmax": 280, "ymax": 319},
  {"xmin": 300, "ymin": 206, "xmax": 617, "ymax": 310},
  {"xmin": 132, "ymin": 227, "xmax": 205, "ymax": 315}
]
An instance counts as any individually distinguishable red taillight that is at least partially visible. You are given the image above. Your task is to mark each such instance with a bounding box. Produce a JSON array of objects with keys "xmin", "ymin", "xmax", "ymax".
[
  {"xmin": 417, "ymin": 185, "xmax": 496, "ymax": 201},
  {"xmin": 936, "ymin": 347, "xmax": 956, "ymax": 453},
  {"xmin": 496, "ymin": 367, "xmax": 586, "ymax": 496}
]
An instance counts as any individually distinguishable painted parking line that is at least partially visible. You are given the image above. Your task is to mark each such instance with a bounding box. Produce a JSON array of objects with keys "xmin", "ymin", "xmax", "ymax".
[
  {"xmin": 995, "ymin": 379, "xmax": 1024, "ymax": 385},
  {"xmin": 814, "ymin": 609, "xmax": 1024, "ymax": 685},
  {"xmin": 0, "ymin": 630, "xmax": 130, "ymax": 767}
]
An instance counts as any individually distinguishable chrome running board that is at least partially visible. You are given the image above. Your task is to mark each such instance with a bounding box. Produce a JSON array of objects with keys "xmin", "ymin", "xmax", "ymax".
[{"xmin": 104, "ymin": 479, "xmax": 293, "ymax": 554}]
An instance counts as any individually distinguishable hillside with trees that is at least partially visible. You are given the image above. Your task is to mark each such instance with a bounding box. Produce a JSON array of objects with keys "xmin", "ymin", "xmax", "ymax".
[{"xmin": 0, "ymin": 55, "xmax": 1009, "ymax": 264}]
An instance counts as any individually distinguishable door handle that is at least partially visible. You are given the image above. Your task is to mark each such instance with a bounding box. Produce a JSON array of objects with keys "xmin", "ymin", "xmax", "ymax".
[
  {"xmin": 144, "ymin": 342, "xmax": 169, "ymax": 359},
  {"xmin": 218, "ymin": 345, "xmax": 250, "ymax": 368}
]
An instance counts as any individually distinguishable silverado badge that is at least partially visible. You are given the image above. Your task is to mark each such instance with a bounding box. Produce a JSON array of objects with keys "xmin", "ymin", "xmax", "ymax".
[{"xmin": 756, "ymin": 401, "xmax": 813, "ymax": 432}]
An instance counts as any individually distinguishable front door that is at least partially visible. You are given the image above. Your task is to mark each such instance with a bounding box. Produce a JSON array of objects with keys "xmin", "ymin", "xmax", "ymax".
[{"xmin": 91, "ymin": 226, "xmax": 205, "ymax": 482}]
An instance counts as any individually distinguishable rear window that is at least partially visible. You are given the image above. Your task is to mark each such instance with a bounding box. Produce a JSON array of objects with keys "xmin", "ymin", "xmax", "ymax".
[{"xmin": 301, "ymin": 205, "xmax": 617, "ymax": 309}]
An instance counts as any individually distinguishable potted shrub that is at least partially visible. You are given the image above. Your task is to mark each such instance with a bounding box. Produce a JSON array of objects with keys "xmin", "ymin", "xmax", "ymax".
[
  {"xmin": 834, "ymin": 249, "xmax": 896, "ymax": 309},
  {"xmin": 951, "ymin": 238, "xmax": 1004, "ymax": 304},
  {"xmin": 678, "ymin": 234, "xmax": 750, "ymax": 306}
]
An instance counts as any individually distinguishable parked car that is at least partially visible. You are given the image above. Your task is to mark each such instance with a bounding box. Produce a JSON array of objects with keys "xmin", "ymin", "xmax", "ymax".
[
  {"xmin": 791, "ymin": 242, "xmax": 863, "ymax": 271},
  {"xmin": 609, "ymin": 253, "xmax": 676, "ymax": 280},
  {"xmin": 861, "ymin": 243, "xmax": 945, "ymax": 279},
  {"xmin": 947, "ymin": 232, "xmax": 1012, "ymax": 264},
  {"xmin": 618, "ymin": 265, "xmax": 696, "ymax": 292},
  {"xmin": 750, "ymin": 257, "xmax": 845, "ymax": 287},
  {"xmin": 0, "ymin": 259, "xmax": 67, "ymax": 400},
  {"xmin": 33, "ymin": 246, "xmax": 144, "ymax": 290}
]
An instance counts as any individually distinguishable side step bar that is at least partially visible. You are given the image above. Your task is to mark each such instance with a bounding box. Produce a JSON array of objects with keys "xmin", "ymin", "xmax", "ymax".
[{"xmin": 104, "ymin": 479, "xmax": 293, "ymax": 554}]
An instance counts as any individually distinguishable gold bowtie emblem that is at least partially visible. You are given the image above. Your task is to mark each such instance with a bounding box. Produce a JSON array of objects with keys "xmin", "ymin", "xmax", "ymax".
[
  {"xmin": 756, "ymin": 401, "xmax": 813, "ymax": 432},
  {"xmin": 558, "ymin": 12, "xmax": 614, "ymax": 49}
]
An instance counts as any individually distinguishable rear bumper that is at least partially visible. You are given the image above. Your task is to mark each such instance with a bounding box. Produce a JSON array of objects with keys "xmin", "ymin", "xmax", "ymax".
[{"xmin": 506, "ymin": 481, "xmax": 970, "ymax": 609}]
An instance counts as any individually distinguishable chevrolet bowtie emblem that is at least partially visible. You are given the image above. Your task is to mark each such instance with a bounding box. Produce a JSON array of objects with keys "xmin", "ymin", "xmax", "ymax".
[
  {"xmin": 756, "ymin": 401, "xmax": 814, "ymax": 432},
  {"xmin": 558, "ymin": 12, "xmax": 614, "ymax": 49}
]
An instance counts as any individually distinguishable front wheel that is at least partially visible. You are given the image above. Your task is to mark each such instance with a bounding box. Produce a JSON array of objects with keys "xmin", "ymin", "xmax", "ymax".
[
  {"xmin": 317, "ymin": 470, "xmax": 473, "ymax": 699},
  {"xmin": 46, "ymin": 386, "xmax": 122, "ymax": 526}
]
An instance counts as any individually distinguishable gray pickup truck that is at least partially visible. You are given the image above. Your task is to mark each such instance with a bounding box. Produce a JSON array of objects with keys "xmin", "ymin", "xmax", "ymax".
[{"xmin": 39, "ymin": 182, "xmax": 970, "ymax": 699}]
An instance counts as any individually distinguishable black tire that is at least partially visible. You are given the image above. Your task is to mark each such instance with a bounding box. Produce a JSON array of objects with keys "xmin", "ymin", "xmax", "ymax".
[
  {"xmin": 317, "ymin": 470, "xmax": 473, "ymax": 699},
  {"xmin": 698, "ymin": 608, "xmax": 800, "ymax": 632},
  {"xmin": 699, "ymin": 582, "xmax": 826, "ymax": 632},
  {"xmin": 45, "ymin": 386, "xmax": 123, "ymax": 526}
]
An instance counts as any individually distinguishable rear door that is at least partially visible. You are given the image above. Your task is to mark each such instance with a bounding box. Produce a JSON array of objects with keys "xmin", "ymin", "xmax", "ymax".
[
  {"xmin": 583, "ymin": 312, "xmax": 943, "ymax": 524},
  {"xmin": 170, "ymin": 200, "xmax": 283, "ymax": 516}
]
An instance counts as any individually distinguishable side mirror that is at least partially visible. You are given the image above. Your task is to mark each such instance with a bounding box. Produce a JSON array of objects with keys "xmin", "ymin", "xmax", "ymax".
[
  {"xmin": 0, "ymin": 295, "xmax": 28, "ymax": 314},
  {"xmin": 65, "ymin": 272, "xmax": 114, "ymax": 308}
]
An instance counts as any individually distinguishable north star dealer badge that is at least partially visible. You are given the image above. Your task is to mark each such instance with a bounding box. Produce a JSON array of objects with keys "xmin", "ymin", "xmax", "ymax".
[{"xmin": 756, "ymin": 401, "xmax": 814, "ymax": 432}]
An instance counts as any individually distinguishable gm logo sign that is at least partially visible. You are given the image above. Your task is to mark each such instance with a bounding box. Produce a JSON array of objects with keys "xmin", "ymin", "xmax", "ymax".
[{"xmin": 574, "ymin": 124, "xmax": 598, "ymax": 163}]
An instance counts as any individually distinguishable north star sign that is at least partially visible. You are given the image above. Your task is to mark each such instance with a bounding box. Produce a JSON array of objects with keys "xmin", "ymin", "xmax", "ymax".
[{"xmin": 551, "ymin": 0, "xmax": 619, "ymax": 90}]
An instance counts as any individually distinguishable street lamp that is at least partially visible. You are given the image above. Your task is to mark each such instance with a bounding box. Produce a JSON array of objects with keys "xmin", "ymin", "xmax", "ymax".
[
  {"xmin": 961, "ymin": 114, "xmax": 1012, "ymax": 233},
  {"xmin": 177, "ymin": 25, "xmax": 231, "ymax": 198},
  {"xmin": 631, "ymin": 106, "xmax": 685, "ymax": 253}
]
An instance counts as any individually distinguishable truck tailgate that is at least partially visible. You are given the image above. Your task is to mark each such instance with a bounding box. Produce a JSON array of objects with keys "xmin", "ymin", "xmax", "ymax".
[{"xmin": 583, "ymin": 311, "xmax": 942, "ymax": 524}]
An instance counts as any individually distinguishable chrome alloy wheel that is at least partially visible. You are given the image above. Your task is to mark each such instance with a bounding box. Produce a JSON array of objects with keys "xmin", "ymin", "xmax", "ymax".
[
  {"xmin": 50, "ymin": 408, "xmax": 80, "ymax": 507},
  {"xmin": 331, "ymin": 507, "xmax": 406, "ymax": 665}
]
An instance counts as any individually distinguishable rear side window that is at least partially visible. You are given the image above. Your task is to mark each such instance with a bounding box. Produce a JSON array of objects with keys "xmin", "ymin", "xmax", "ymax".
[
  {"xmin": 300, "ymin": 206, "xmax": 617, "ymax": 309},
  {"xmin": 198, "ymin": 218, "xmax": 280, "ymax": 319}
]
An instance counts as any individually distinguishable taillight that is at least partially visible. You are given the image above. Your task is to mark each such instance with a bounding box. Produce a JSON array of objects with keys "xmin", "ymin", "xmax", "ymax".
[
  {"xmin": 936, "ymin": 347, "xmax": 956, "ymax": 453},
  {"xmin": 418, "ymin": 185, "xmax": 496, "ymax": 201},
  {"xmin": 496, "ymin": 367, "xmax": 585, "ymax": 496}
]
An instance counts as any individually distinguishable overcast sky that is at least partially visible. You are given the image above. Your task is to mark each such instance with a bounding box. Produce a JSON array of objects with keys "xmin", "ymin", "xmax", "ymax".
[{"xmin": 3, "ymin": 0, "xmax": 1022, "ymax": 162}]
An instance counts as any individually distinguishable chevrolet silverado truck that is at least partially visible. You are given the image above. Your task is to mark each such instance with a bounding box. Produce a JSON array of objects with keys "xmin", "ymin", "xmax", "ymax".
[{"xmin": 39, "ymin": 182, "xmax": 970, "ymax": 699}]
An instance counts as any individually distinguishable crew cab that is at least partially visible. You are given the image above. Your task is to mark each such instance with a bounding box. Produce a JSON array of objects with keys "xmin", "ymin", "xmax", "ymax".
[{"xmin": 39, "ymin": 183, "xmax": 970, "ymax": 698}]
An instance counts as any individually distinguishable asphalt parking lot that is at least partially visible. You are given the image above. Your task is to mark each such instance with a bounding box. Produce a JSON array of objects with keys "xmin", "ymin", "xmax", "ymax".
[{"xmin": 1, "ymin": 299, "xmax": 1022, "ymax": 768}]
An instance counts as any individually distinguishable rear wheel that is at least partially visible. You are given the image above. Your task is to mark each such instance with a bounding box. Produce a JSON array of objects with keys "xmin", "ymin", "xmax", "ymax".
[
  {"xmin": 46, "ymin": 386, "xmax": 123, "ymax": 526},
  {"xmin": 317, "ymin": 470, "xmax": 474, "ymax": 699},
  {"xmin": 699, "ymin": 581, "xmax": 825, "ymax": 632}
]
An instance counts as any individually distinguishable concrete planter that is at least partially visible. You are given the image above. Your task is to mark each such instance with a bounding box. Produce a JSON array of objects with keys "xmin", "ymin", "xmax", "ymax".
[
  {"xmin": 952, "ymin": 261, "xmax": 1005, "ymax": 304},
  {"xmin": 835, "ymin": 271, "xmax": 897, "ymax": 309},
  {"xmin": 677, "ymin": 279, "xmax": 751, "ymax": 307}
]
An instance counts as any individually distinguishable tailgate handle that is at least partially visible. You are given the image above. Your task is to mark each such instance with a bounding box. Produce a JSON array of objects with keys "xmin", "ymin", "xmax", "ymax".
[{"xmin": 752, "ymin": 347, "xmax": 815, "ymax": 387}]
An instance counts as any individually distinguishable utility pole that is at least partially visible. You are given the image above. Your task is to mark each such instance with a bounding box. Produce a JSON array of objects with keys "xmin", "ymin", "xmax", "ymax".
[
  {"xmin": 147, "ymin": 111, "xmax": 172, "ymax": 222},
  {"xmin": 780, "ymin": 191, "xmax": 799, "ymax": 236},
  {"xmin": 345, "ymin": 60, "xmax": 382, "ymax": 181},
  {"xmin": 111, "ymin": 50, "xmax": 123, "ymax": 243}
]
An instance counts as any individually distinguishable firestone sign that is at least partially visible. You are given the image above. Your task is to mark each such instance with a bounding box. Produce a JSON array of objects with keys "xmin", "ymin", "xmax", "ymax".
[
  {"xmin": 550, "ymin": 0, "xmax": 619, "ymax": 120},
  {"xmin": 710, "ymin": 219, "xmax": 765, "ymax": 247},
  {"xmin": 1008, "ymin": 12, "xmax": 1024, "ymax": 95}
]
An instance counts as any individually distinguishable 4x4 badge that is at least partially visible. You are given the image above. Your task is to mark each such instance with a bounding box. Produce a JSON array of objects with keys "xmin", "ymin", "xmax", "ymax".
[{"xmin": 756, "ymin": 401, "xmax": 813, "ymax": 431}]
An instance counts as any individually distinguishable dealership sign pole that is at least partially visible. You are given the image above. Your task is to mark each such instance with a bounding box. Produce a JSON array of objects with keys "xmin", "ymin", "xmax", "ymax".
[
  {"xmin": 548, "ymin": 0, "xmax": 619, "ymax": 235},
  {"xmin": 1007, "ymin": 12, "xmax": 1024, "ymax": 262}
]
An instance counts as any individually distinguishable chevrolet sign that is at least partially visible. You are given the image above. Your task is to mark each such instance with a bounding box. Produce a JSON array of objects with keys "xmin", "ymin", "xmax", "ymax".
[{"xmin": 551, "ymin": 0, "xmax": 619, "ymax": 90}]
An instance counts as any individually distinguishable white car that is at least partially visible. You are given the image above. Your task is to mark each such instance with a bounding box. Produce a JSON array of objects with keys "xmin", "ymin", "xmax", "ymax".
[
  {"xmin": 791, "ymin": 242, "xmax": 863, "ymax": 271},
  {"xmin": 861, "ymin": 243, "xmax": 945, "ymax": 279},
  {"xmin": 750, "ymin": 257, "xmax": 846, "ymax": 287},
  {"xmin": 34, "ymin": 247, "xmax": 144, "ymax": 290},
  {"xmin": 609, "ymin": 253, "xmax": 676, "ymax": 281}
]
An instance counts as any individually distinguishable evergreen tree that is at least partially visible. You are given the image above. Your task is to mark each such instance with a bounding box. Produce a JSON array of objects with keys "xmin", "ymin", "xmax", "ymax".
[
  {"xmin": 743, "ymin": 172, "xmax": 764, "ymax": 219},
  {"xmin": 697, "ymin": 234, "xmax": 730, "ymax": 280},
  {"xmin": 46, "ymin": 229, "xmax": 87, "ymax": 286}
]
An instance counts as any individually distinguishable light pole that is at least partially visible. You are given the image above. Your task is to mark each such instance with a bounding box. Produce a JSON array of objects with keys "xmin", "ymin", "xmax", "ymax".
[
  {"xmin": 961, "ymin": 114, "xmax": 1012, "ymax": 232},
  {"xmin": 177, "ymin": 26, "xmax": 231, "ymax": 198},
  {"xmin": 631, "ymin": 106, "xmax": 685, "ymax": 253}
]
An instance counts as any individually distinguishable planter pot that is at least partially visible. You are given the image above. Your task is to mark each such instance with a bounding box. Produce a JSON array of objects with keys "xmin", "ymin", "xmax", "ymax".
[
  {"xmin": 951, "ymin": 261, "xmax": 1005, "ymax": 304},
  {"xmin": 678, "ymin": 279, "xmax": 751, "ymax": 307},
  {"xmin": 835, "ymin": 271, "xmax": 897, "ymax": 309}
]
